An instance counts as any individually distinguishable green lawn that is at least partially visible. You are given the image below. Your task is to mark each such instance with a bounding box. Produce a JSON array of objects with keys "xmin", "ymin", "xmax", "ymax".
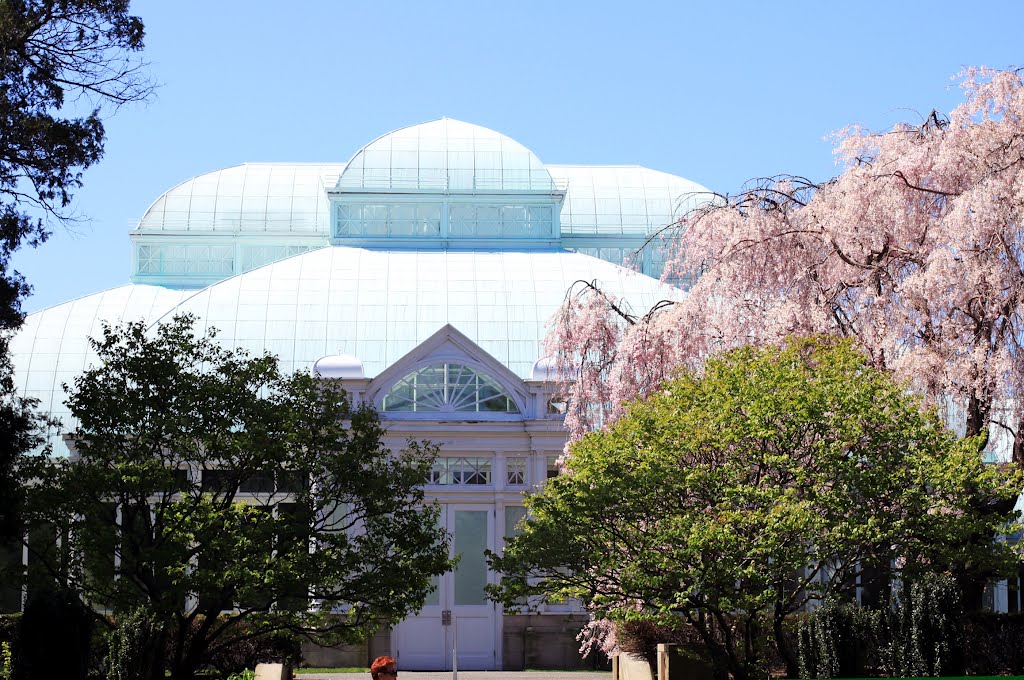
[
  {"xmin": 296, "ymin": 672, "xmax": 1022, "ymax": 678},
  {"xmin": 295, "ymin": 670, "xmax": 365, "ymax": 675}
]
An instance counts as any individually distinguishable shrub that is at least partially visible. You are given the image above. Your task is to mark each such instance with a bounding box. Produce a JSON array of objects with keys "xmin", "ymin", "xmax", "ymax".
[
  {"xmin": 170, "ymin": 617, "xmax": 302, "ymax": 677},
  {"xmin": 615, "ymin": 619, "xmax": 733, "ymax": 678},
  {"xmin": 0, "ymin": 616, "xmax": 15, "ymax": 648},
  {"xmin": 962, "ymin": 611, "xmax": 1024, "ymax": 675},
  {"xmin": 12, "ymin": 590, "xmax": 93, "ymax": 680},
  {"xmin": 798, "ymin": 600, "xmax": 878, "ymax": 678},
  {"xmin": 875, "ymin": 574, "xmax": 964, "ymax": 677},
  {"xmin": 207, "ymin": 628, "xmax": 301, "ymax": 676},
  {"xmin": 798, "ymin": 574, "xmax": 966, "ymax": 678},
  {"xmin": 0, "ymin": 615, "xmax": 16, "ymax": 680},
  {"xmin": 104, "ymin": 607, "xmax": 165, "ymax": 680},
  {"xmin": 1, "ymin": 641, "xmax": 12, "ymax": 680}
]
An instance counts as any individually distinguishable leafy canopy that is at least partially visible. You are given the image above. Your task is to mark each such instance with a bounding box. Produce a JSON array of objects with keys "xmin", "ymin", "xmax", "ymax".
[
  {"xmin": 16, "ymin": 315, "xmax": 452, "ymax": 680},
  {"xmin": 490, "ymin": 336, "xmax": 1022, "ymax": 680},
  {"xmin": 0, "ymin": 0, "xmax": 153, "ymax": 542}
]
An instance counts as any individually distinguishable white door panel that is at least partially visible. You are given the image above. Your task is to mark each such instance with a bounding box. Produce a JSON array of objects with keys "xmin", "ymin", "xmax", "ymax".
[{"xmin": 393, "ymin": 504, "xmax": 497, "ymax": 670}]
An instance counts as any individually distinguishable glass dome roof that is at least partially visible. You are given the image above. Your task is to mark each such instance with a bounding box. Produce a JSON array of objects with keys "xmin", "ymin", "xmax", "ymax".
[
  {"xmin": 549, "ymin": 165, "xmax": 711, "ymax": 236},
  {"xmin": 149, "ymin": 247, "xmax": 679, "ymax": 379},
  {"xmin": 335, "ymin": 119, "xmax": 556, "ymax": 193},
  {"xmin": 10, "ymin": 284, "xmax": 195, "ymax": 453},
  {"xmin": 13, "ymin": 247, "xmax": 682, "ymax": 455},
  {"xmin": 137, "ymin": 163, "xmax": 340, "ymax": 233}
]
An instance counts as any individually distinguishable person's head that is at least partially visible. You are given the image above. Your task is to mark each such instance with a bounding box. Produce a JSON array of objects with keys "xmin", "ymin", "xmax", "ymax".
[{"xmin": 370, "ymin": 655, "xmax": 397, "ymax": 680}]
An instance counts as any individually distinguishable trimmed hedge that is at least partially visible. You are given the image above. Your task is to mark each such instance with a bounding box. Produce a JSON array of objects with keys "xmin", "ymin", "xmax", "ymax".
[
  {"xmin": 606, "ymin": 578, "xmax": 1024, "ymax": 678},
  {"xmin": 798, "ymin": 574, "xmax": 978, "ymax": 678},
  {"xmin": 962, "ymin": 611, "xmax": 1024, "ymax": 675}
]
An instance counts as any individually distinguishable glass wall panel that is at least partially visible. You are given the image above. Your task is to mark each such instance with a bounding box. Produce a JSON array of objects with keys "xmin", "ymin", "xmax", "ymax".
[
  {"xmin": 240, "ymin": 245, "xmax": 316, "ymax": 273},
  {"xmin": 201, "ymin": 469, "xmax": 237, "ymax": 494},
  {"xmin": 504, "ymin": 505, "xmax": 527, "ymax": 541},
  {"xmin": 547, "ymin": 455, "xmax": 560, "ymax": 480},
  {"xmin": 428, "ymin": 458, "xmax": 492, "ymax": 486},
  {"xmin": 134, "ymin": 244, "xmax": 235, "ymax": 277},
  {"xmin": 277, "ymin": 503, "xmax": 310, "ymax": 609},
  {"xmin": 506, "ymin": 457, "xmax": 526, "ymax": 486},
  {"xmin": 0, "ymin": 540, "xmax": 21, "ymax": 612},
  {"xmin": 453, "ymin": 510, "xmax": 487, "ymax": 606},
  {"xmin": 335, "ymin": 203, "xmax": 442, "ymax": 238},
  {"xmin": 333, "ymin": 198, "xmax": 555, "ymax": 241},
  {"xmin": 239, "ymin": 473, "xmax": 274, "ymax": 494}
]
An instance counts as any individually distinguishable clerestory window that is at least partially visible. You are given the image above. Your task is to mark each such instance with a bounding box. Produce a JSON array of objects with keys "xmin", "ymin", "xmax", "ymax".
[
  {"xmin": 428, "ymin": 457, "xmax": 492, "ymax": 485},
  {"xmin": 332, "ymin": 201, "xmax": 556, "ymax": 240},
  {"xmin": 381, "ymin": 363, "xmax": 520, "ymax": 414}
]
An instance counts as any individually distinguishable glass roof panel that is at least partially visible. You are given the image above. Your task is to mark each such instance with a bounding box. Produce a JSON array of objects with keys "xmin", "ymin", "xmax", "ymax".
[
  {"xmin": 137, "ymin": 164, "xmax": 341, "ymax": 234},
  {"xmin": 550, "ymin": 165, "xmax": 712, "ymax": 237},
  {"xmin": 9, "ymin": 284, "xmax": 195, "ymax": 456},
  {"xmin": 13, "ymin": 247, "xmax": 685, "ymax": 457},
  {"xmin": 336, "ymin": 119, "xmax": 556, "ymax": 193}
]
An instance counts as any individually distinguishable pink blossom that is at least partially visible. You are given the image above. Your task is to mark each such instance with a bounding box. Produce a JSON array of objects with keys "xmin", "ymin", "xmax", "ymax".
[{"xmin": 548, "ymin": 67, "xmax": 1024, "ymax": 460}]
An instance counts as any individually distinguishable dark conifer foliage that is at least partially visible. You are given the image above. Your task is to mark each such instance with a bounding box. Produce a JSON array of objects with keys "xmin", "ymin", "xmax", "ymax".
[{"xmin": 0, "ymin": 0, "xmax": 151, "ymax": 542}]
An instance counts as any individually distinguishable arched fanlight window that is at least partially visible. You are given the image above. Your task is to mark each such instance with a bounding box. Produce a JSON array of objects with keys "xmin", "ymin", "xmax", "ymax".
[{"xmin": 381, "ymin": 363, "xmax": 520, "ymax": 414}]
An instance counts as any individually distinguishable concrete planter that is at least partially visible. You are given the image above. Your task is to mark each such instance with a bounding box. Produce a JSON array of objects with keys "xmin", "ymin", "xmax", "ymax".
[{"xmin": 612, "ymin": 644, "xmax": 713, "ymax": 680}]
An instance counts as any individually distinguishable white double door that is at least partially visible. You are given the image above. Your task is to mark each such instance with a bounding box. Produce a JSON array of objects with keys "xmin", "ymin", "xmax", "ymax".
[{"xmin": 393, "ymin": 503, "xmax": 498, "ymax": 670}]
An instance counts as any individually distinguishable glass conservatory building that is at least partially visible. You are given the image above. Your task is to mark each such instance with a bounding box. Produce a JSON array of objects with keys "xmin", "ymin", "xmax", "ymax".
[{"xmin": 9, "ymin": 119, "xmax": 709, "ymax": 670}]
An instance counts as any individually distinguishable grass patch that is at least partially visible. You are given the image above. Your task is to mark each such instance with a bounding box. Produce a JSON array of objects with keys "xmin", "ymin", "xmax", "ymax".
[{"xmin": 295, "ymin": 669, "xmax": 365, "ymax": 675}]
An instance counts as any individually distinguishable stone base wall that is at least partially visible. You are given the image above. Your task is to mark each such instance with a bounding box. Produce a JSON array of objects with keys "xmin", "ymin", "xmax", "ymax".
[
  {"xmin": 300, "ymin": 628, "xmax": 390, "ymax": 668},
  {"xmin": 301, "ymin": 615, "xmax": 609, "ymax": 671},
  {"xmin": 502, "ymin": 613, "xmax": 610, "ymax": 671}
]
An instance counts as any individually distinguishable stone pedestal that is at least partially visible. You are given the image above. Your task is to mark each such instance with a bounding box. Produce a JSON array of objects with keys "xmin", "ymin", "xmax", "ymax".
[
  {"xmin": 612, "ymin": 645, "xmax": 713, "ymax": 680},
  {"xmin": 254, "ymin": 663, "xmax": 290, "ymax": 680},
  {"xmin": 612, "ymin": 653, "xmax": 653, "ymax": 680},
  {"xmin": 656, "ymin": 644, "xmax": 712, "ymax": 680}
]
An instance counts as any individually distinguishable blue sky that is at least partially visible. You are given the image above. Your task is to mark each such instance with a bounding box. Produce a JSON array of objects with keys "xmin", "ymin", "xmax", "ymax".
[{"xmin": 13, "ymin": 0, "xmax": 1024, "ymax": 312}]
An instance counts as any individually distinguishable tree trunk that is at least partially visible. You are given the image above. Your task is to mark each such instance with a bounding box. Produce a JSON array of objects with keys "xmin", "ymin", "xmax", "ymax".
[
  {"xmin": 773, "ymin": 612, "xmax": 799, "ymax": 678},
  {"xmin": 170, "ymin": 646, "xmax": 203, "ymax": 680},
  {"xmin": 713, "ymin": 611, "xmax": 750, "ymax": 680},
  {"xmin": 1012, "ymin": 416, "xmax": 1024, "ymax": 467},
  {"xmin": 965, "ymin": 394, "xmax": 991, "ymax": 449},
  {"xmin": 958, "ymin": 574, "xmax": 986, "ymax": 613},
  {"xmin": 688, "ymin": 612, "xmax": 734, "ymax": 680},
  {"xmin": 858, "ymin": 560, "xmax": 889, "ymax": 609},
  {"xmin": 168, "ymin": 617, "xmax": 209, "ymax": 680}
]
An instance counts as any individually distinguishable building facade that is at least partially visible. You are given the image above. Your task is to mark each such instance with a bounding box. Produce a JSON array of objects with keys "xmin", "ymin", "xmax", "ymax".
[{"xmin": 9, "ymin": 119, "xmax": 708, "ymax": 669}]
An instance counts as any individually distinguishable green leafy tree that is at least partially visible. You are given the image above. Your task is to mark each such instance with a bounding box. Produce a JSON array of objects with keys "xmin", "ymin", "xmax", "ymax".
[
  {"xmin": 16, "ymin": 315, "xmax": 452, "ymax": 680},
  {"xmin": 489, "ymin": 336, "xmax": 1022, "ymax": 680},
  {"xmin": 0, "ymin": 0, "xmax": 152, "ymax": 544}
]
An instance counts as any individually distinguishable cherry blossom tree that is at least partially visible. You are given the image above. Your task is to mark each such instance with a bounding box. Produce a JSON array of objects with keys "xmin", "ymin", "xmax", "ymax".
[{"xmin": 550, "ymin": 66, "xmax": 1024, "ymax": 462}]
